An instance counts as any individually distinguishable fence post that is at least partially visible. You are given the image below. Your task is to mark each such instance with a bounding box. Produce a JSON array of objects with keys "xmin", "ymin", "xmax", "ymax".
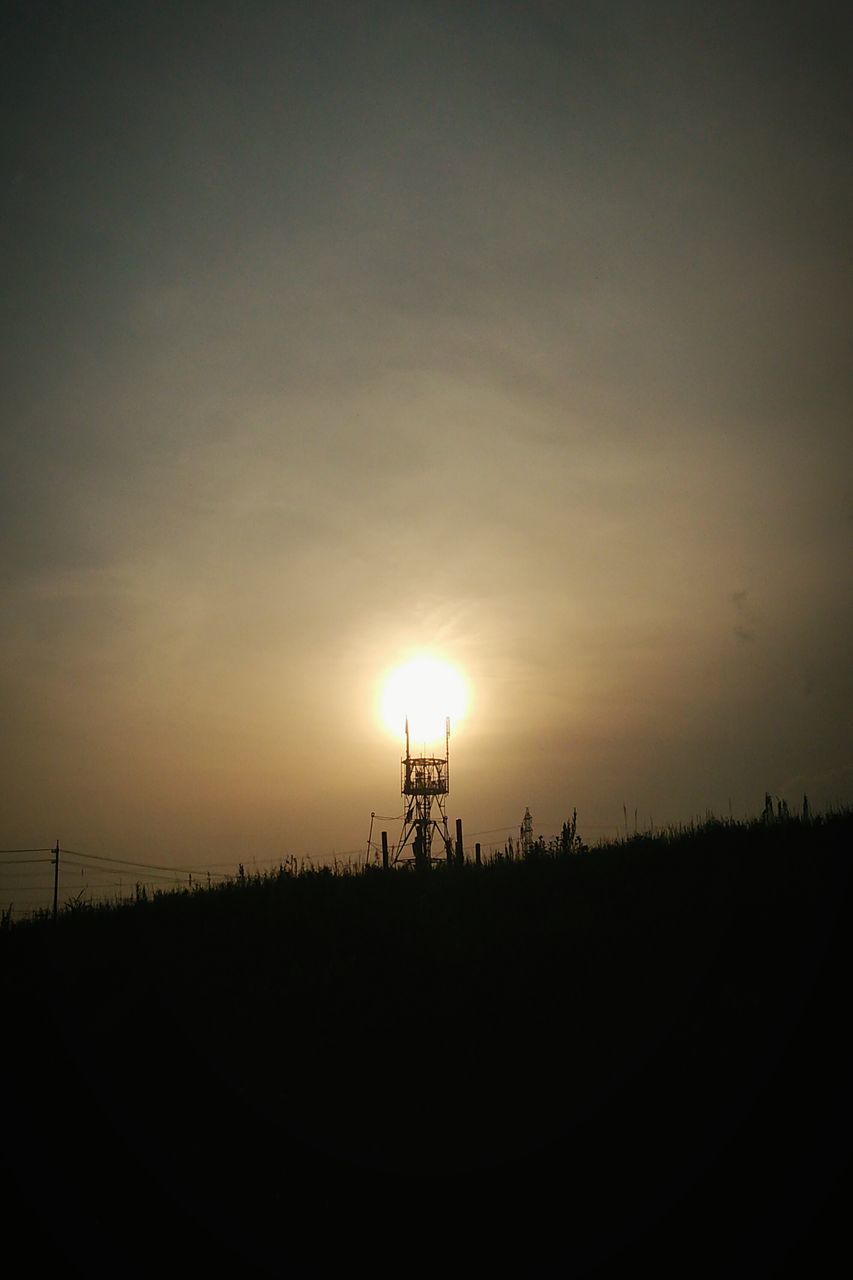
[
  {"xmin": 475, "ymin": 841, "xmax": 481, "ymax": 867},
  {"xmin": 52, "ymin": 839, "xmax": 60, "ymax": 922},
  {"xmin": 455, "ymin": 818, "xmax": 465, "ymax": 867},
  {"xmin": 381, "ymin": 831, "xmax": 389, "ymax": 871}
]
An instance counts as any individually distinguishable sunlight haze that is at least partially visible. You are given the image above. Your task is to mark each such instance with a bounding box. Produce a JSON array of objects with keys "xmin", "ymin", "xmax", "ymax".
[{"xmin": 379, "ymin": 655, "xmax": 469, "ymax": 743}]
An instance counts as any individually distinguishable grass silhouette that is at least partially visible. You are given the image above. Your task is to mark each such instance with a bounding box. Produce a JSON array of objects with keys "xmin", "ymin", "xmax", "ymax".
[{"xmin": 2, "ymin": 807, "xmax": 850, "ymax": 1276}]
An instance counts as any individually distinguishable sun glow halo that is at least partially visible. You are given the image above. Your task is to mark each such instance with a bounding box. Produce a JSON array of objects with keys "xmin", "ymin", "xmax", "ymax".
[{"xmin": 380, "ymin": 657, "xmax": 468, "ymax": 743}]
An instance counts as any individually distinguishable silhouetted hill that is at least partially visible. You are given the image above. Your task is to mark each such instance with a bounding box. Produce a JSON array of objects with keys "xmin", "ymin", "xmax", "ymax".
[{"xmin": 2, "ymin": 812, "xmax": 850, "ymax": 1277}]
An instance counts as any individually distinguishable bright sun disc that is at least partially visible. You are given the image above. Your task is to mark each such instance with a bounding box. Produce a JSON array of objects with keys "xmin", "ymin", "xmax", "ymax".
[{"xmin": 380, "ymin": 657, "xmax": 468, "ymax": 742}]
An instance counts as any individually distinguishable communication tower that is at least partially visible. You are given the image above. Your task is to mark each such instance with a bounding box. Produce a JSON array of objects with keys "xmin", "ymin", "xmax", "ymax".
[
  {"xmin": 520, "ymin": 806, "xmax": 534, "ymax": 857},
  {"xmin": 392, "ymin": 716, "xmax": 453, "ymax": 868}
]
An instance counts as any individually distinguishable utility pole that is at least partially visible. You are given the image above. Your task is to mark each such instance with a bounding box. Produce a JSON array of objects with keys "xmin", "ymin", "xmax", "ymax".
[{"xmin": 52, "ymin": 838, "xmax": 60, "ymax": 922}]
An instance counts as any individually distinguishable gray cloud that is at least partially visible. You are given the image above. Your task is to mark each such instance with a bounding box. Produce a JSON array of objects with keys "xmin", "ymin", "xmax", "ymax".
[{"xmin": 1, "ymin": 1, "xmax": 851, "ymax": 868}]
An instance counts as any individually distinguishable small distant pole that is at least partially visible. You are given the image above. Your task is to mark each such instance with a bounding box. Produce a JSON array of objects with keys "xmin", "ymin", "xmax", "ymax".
[
  {"xmin": 381, "ymin": 830, "xmax": 389, "ymax": 872},
  {"xmin": 455, "ymin": 818, "xmax": 465, "ymax": 867},
  {"xmin": 475, "ymin": 841, "xmax": 481, "ymax": 867},
  {"xmin": 52, "ymin": 839, "xmax": 60, "ymax": 922}
]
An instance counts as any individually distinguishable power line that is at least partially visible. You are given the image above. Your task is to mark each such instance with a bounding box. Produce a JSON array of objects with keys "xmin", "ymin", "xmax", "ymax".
[
  {"xmin": 62, "ymin": 857, "xmax": 228, "ymax": 879},
  {"xmin": 62, "ymin": 849, "xmax": 236, "ymax": 876},
  {"xmin": 465, "ymin": 825, "xmax": 519, "ymax": 837},
  {"xmin": 0, "ymin": 848, "xmax": 52, "ymax": 854},
  {"xmin": 73, "ymin": 884, "xmax": 125, "ymax": 890},
  {"xmin": 8, "ymin": 845, "xmax": 377, "ymax": 876},
  {"xmin": 0, "ymin": 857, "xmax": 53, "ymax": 865},
  {"xmin": 0, "ymin": 876, "xmax": 55, "ymax": 884},
  {"xmin": 4, "ymin": 871, "xmax": 231, "ymax": 897},
  {"xmin": 0, "ymin": 870, "xmax": 54, "ymax": 880},
  {"xmin": 199, "ymin": 855, "xmax": 301, "ymax": 867},
  {"xmin": 3, "ymin": 874, "xmax": 234, "ymax": 905}
]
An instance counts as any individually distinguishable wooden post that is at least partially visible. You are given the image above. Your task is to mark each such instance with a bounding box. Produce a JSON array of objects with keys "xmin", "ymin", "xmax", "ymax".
[
  {"xmin": 475, "ymin": 841, "xmax": 481, "ymax": 867},
  {"xmin": 381, "ymin": 830, "xmax": 389, "ymax": 871},
  {"xmin": 455, "ymin": 818, "xmax": 465, "ymax": 867},
  {"xmin": 52, "ymin": 839, "xmax": 60, "ymax": 922}
]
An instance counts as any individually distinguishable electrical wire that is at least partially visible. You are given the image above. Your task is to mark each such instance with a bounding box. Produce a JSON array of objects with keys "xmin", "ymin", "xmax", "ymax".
[
  {"xmin": 9, "ymin": 846, "xmax": 374, "ymax": 877},
  {"xmin": 62, "ymin": 857, "xmax": 230, "ymax": 881},
  {"xmin": 0, "ymin": 871, "xmax": 54, "ymax": 879},
  {"xmin": 0, "ymin": 881, "xmax": 57, "ymax": 889},
  {"xmin": 4, "ymin": 878, "xmax": 232, "ymax": 906},
  {"xmin": 83, "ymin": 881, "xmax": 129, "ymax": 889},
  {"xmin": 192, "ymin": 855, "xmax": 297, "ymax": 867},
  {"xmin": 464, "ymin": 825, "xmax": 520, "ymax": 837},
  {"xmin": 62, "ymin": 849, "xmax": 236, "ymax": 876}
]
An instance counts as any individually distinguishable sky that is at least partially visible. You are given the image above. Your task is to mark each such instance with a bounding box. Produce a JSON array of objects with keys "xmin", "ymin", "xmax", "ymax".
[{"xmin": 1, "ymin": 0, "xmax": 851, "ymax": 889}]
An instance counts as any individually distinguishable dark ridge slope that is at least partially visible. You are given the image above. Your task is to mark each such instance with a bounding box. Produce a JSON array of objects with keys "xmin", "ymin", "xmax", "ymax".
[{"xmin": 2, "ymin": 813, "xmax": 850, "ymax": 1277}]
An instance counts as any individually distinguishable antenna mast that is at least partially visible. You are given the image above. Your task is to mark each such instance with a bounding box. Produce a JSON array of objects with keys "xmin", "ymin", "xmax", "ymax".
[{"xmin": 392, "ymin": 716, "xmax": 452, "ymax": 868}]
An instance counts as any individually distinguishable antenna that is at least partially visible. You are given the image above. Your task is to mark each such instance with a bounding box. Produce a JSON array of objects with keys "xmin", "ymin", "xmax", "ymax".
[
  {"xmin": 391, "ymin": 714, "xmax": 452, "ymax": 869},
  {"xmin": 520, "ymin": 807, "xmax": 533, "ymax": 857}
]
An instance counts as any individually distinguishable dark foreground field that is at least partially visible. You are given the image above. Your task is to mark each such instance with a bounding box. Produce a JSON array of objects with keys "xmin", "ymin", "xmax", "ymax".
[{"xmin": 2, "ymin": 812, "xmax": 850, "ymax": 1277}]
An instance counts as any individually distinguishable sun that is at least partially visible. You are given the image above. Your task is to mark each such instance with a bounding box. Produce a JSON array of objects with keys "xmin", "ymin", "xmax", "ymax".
[{"xmin": 379, "ymin": 656, "xmax": 469, "ymax": 742}]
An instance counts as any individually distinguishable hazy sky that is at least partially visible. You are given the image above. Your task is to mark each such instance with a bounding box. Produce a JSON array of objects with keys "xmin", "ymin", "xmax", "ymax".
[{"xmin": 2, "ymin": 0, "xmax": 851, "ymax": 874}]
